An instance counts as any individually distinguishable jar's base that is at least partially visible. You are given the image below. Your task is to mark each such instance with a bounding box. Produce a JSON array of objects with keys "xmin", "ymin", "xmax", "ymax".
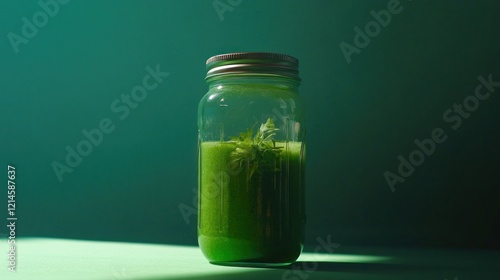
[
  {"xmin": 210, "ymin": 261, "xmax": 293, "ymax": 268},
  {"xmin": 199, "ymin": 235, "xmax": 303, "ymax": 266}
]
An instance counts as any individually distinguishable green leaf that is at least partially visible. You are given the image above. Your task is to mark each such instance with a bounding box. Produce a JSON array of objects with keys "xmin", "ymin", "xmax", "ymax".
[{"xmin": 229, "ymin": 118, "xmax": 283, "ymax": 180}]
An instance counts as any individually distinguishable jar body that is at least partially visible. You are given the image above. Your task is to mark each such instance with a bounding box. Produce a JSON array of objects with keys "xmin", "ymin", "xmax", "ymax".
[{"xmin": 197, "ymin": 76, "xmax": 306, "ymax": 265}]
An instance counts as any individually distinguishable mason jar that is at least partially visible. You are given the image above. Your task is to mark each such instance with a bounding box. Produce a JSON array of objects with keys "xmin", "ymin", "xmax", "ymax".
[{"xmin": 197, "ymin": 52, "xmax": 306, "ymax": 266}]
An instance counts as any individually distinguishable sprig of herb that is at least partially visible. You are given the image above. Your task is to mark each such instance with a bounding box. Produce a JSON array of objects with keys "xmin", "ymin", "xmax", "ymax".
[{"xmin": 229, "ymin": 118, "xmax": 283, "ymax": 179}]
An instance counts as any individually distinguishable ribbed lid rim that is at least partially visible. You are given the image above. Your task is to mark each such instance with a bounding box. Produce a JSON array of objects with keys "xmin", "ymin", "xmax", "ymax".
[
  {"xmin": 205, "ymin": 52, "xmax": 300, "ymax": 81},
  {"xmin": 206, "ymin": 52, "xmax": 298, "ymax": 65}
]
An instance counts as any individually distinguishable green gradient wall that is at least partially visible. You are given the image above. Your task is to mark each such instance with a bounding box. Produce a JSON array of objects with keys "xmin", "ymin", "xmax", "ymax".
[{"xmin": 1, "ymin": 0, "xmax": 499, "ymax": 249}]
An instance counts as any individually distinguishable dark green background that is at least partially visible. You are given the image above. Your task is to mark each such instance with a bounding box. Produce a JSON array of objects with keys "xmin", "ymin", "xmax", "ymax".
[{"xmin": 1, "ymin": 0, "xmax": 499, "ymax": 250}]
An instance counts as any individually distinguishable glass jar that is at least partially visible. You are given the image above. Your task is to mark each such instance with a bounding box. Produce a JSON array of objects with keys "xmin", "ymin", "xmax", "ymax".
[{"xmin": 197, "ymin": 52, "xmax": 306, "ymax": 266}]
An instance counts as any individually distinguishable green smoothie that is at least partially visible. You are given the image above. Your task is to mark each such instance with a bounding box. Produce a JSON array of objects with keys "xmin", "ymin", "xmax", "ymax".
[{"xmin": 198, "ymin": 140, "xmax": 305, "ymax": 265}]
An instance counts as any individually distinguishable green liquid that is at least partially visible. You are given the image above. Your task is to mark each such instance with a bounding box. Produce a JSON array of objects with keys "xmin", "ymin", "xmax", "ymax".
[{"xmin": 198, "ymin": 141, "xmax": 305, "ymax": 265}]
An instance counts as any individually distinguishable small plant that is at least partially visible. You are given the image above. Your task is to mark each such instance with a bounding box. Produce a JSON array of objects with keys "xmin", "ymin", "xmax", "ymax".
[{"xmin": 229, "ymin": 118, "xmax": 283, "ymax": 179}]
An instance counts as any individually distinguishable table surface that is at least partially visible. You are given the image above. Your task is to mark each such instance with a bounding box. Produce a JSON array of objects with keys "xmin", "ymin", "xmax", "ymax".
[{"xmin": 1, "ymin": 238, "xmax": 499, "ymax": 280}]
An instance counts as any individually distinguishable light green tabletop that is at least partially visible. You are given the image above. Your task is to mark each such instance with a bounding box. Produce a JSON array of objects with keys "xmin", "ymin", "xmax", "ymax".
[{"xmin": 1, "ymin": 238, "xmax": 499, "ymax": 280}]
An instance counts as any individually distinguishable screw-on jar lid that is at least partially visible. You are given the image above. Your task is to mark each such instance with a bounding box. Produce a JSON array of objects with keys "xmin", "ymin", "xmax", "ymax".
[{"xmin": 206, "ymin": 52, "xmax": 300, "ymax": 81}]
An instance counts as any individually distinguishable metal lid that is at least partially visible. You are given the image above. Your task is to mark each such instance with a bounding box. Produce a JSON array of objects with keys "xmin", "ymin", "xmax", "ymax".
[{"xmin": 206, "ymin": 52, "xmax": 300, "ymax": 81}]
